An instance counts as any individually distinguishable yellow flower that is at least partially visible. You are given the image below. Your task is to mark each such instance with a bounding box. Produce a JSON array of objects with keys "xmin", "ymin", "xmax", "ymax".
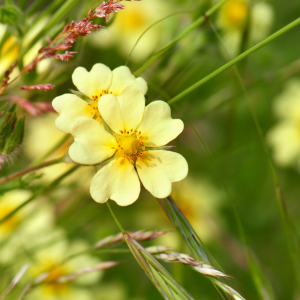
[
  {"xmin": 29, "ymin": 239, "xmax": 101, "ymax": 300},
  {"xmin": 68, "ymin": 92, "xmax": 188, "ymax": 206},
  {"xmin": 218, "ymin": 0, "xmax": 248, "ymax": 30},
  {"xmin": 0, "ymin": 190, "xmax": 55, "ymax": 264},
  {"xmin": 217, "ymin": 0, "xmax": 274, "ymax": 57},
  {"xmin": 91, "ymin": 0, "xmax": 170, "ymax": 62},
  {"xmin": 52, "ymin": 63, "xmax": 147, "ymax": 133},
  {"xmin": 267, "ymin": 79, "xmax": 300, "ymax": 169},
  {"xmin": 0, "ymin": 19, "xmax": 51, "ymax": 77}
]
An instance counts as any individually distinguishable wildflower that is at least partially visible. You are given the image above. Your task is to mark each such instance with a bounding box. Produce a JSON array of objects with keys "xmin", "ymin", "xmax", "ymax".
[
  {"xmin": 52, "ymin": 63, "xmax": 147, "ymax": 133},
  {"xmin": 267, "ymin": 79, "xmax": 300, "ymax": 170},
  {"xmin": 217, "ymin": 0, "xmax": 274, "ymax": 57},
  {"xmin": 29, "ymin": 239, "xmax": 102, "ymax": 300},
  {"xmin": 0, "ymin": 190, "xmax": 55, "ymax": 264},
  {"xmin": 91, "ymin": 0, "xmax": 170, "ymax": 62},
  {"xmin": 68, "ymin": 90, "xmax": 188, "ymax": 205}
]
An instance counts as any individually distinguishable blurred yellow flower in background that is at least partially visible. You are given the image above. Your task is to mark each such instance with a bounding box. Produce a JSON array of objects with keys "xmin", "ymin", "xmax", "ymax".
[
  {"xmin": 217, "ymin": 0, "xmax": 274, "ymax": 57},
  {"xmin": 91, "ymin": 0, "xmax": 170, "ymax": 62},
  {"xmin": 29, "ymin": 239, "xmax": 101, "ymax": 300},
  {"xmin": 69, "ymin": 97, "xmax": 188, "ymax": 205},
  {"xmin": 52, "ymin": 64, "xmax": 147, "ymax": 133},
  {"xmin": 0, "ymin": 190, "xmax": 55, "ymax": 264},
  {"xmin": 267, "ymin": 79, "xmax": 300, "ymax": 170},
  {"xmin": 0, "ymin": 18, "xmax": 51, "ymax": 77}
]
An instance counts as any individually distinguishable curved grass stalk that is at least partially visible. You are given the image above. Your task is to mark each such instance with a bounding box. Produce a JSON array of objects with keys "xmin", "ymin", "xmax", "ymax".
[
  {"xmin": 106, "ymin": 204, "xmax": 195, "ymax": 299},
  {"xmin": 126, "ymin": 10, "xmax": 192, "ymax": 66},
  {"xmin": 124, "ymin": 233, "xmax": 194, "ymax": 300},
  {"xmin": 158, "ymin": 196, "xmax": 245, "ymax": 300},
  {"xmin": 133, "ymin": 0, "xmax": 229, "ymax": 76},
  {"xmin": 207, "ymin": 19, "xmax": 299, "ymax": 292},
  {"xmin": 167, "ymin": 17, "xmax": 300, "ymax": 105}
]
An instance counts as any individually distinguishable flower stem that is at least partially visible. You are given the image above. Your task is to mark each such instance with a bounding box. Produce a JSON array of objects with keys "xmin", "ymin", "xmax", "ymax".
[
  {"xmin": 167, "ymin": 17, "xmax": 300, "ymax": 105},
  {"xmin": 0, "ymin": 157, "xmax": 64, "ymax": 185},
  {"xmin": 133, "ymin": 0, "xmax": 229, "ymax": 76},
  {"xmin": 106, "ymin": 202, "xmax": 125, "ymax": 233}
]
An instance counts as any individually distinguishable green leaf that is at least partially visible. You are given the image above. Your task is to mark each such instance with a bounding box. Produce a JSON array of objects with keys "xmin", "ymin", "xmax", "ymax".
[{"xmin": 0, "ymin": 4, "xmax": 22, "ymax": 26}]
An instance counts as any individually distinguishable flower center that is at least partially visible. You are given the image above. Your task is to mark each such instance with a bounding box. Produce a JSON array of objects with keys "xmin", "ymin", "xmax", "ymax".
[
  {"xmin": 33, "ymin": 260, "xmax": 70, "ymax": 295},
  {"xmin": 87, "ymin": 89, "xmax": 115, "ymax": 123},
  {"xmin": 112, "ymin": 130, "xmax": 148, "ymax": 164},
  {"xmin": 222, "ymin": 0, "xmax": 248, "ymax": 28}
]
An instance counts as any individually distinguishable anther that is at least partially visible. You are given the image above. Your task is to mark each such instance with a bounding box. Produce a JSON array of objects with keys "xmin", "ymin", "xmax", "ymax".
[
  {"xmin": 144, "ymin": 151, "xmax": 148, "ymax": 154},
  {"xmin": 119, "ymin": 130, "xmax": 123, "ymax": 134},
  {"xmin": 139, "ymin": 131, "xmax": 141, "ymax": 135},
  {"xmin": 130, "ymin": 159, "xmax": 134, "ymax": 164},
  {"xmin": 112, "ymin": 147, "xmax": 116, "ymax": 149},
  {"xmin": 138, "ymin": 157, "xmax": 142, "ymax": 161},
  {"xmin": 88, "ymin": 103, "xmax": 92, "ymax": 106},
  {"xmin": 139, "ymin": 152, "xmax": 143, "ymax": 155},
  {"xmin": 130, "ymin": 129, "xmax": 133, "ymax": 132}
]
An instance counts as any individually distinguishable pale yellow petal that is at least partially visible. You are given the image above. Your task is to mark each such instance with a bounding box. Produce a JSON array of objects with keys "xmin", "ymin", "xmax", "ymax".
[
  {"xmin": 52, "ymin": 94, "xmax": 92, "ymax": 133},
  {"xmin": 69, "ymin": 117, "xmax": 117, "ymax": 165},
  {"xmin": 72, "ymin": 63, "xmax": 112, "ymax": 98},
  {"xmin": 137, "ymin": 100, "xmax": 184, "ymax": 147},
  {"xmin": 136, "ymin": 150, "xmax": 188, "ymax": 198},
  {"xmin": 90, "ymin": 158, "xmax": 140, "ymax": 206},
  {"xmin": 110, "ymin": 66, "xmax": 148, "ymax": 95},
  {"xmin": 99, "ymin": 86, "xmax": 145, "ymax": 134}
]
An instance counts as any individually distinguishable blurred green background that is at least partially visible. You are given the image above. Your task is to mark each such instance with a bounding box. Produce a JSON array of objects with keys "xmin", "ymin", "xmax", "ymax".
[{"xmin": 1, "ymin": 0, "xmax": 300, "ymax": 299}]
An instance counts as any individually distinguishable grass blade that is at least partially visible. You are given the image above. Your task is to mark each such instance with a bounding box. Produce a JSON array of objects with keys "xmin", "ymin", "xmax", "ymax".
[
  {"xmin": 158, "ymin": 196, "xmax": 245, "ymax": 300},
  {"xmin": 124, "ymin": 232, "xmax": 194, "ymax": 300}
]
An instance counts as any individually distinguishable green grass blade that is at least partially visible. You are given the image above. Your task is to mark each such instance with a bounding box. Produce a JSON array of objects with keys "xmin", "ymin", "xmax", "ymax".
[
  {"xmin": 124, "ymin": 233, "xmax": 194, "ymax": 300},
  {"xmin": 158, "ymin": 196, "xmax": 245, "ymax": 300},
  {"xmin": 167, "ymin": 17, "xmax": 300, "ymax": 105},
  {"xmin": 133, "ymin": 0, "xmax": 229, "ymax": 76}
]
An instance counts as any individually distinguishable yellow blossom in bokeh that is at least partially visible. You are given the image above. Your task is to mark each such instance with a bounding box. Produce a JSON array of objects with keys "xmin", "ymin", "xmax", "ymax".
[
  {"xmin": 267, "ymin": 79, "xmax": 300, "ymax": 170},
  {"xmin": 217, "ymin": 0, "xmax": 274, "ymax": 57},
  {"xmin": 29, "ymin": 239, "xmax": 101, "ymax": 300},
  {"xmin": 90, "ymin": 0, "xmax": 170, "ymax": 62}
]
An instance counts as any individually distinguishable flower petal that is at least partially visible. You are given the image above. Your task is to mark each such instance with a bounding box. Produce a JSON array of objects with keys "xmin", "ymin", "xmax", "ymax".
[
  {"xmin": 90, "ymin": 158, "xmax": 140, "ymax": 206},
  {"xmin": 137, "ymin": 100, "xmax": 184, "ymax": 147},
  {"xmin": 110, "ymin": 66, "xmax": 148, "ymax": 95},
  {"xmin": 69, "ymin": 117, "xmax": 117, "ymax": 165},
  {"xmin": 72, "ymin": 63, "xmax": 112, "ymax": 98},
  {"xmin": 52, "ymin": 94, "xmax": 92, "ymax": 133},
  {"xmin": 136, "ymin": 150, "xmax": 188, "ymax": 198},
  {"xmin": 99, "ymin": 85, "xmax": 145, "ymax": 134}
]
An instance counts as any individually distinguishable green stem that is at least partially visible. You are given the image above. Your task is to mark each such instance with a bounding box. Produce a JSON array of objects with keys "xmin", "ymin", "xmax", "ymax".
[
  {"xmin": 208, "ymin": 20, "xmax": 300, "ymax": 290},
  {"xmin": 0, "ymin": 157, "xmax": 64, "ymax": 185},
  {"xmin": 133, "ymin": 0, "xmax": 229, "ymax": 76},
  {"xmin": 167, "ymin": 17, "xmax": 300, "ymax": 105},
  {"xmin": 106, "ymin": 202, "xmax": 125, "ymax": 233}
]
